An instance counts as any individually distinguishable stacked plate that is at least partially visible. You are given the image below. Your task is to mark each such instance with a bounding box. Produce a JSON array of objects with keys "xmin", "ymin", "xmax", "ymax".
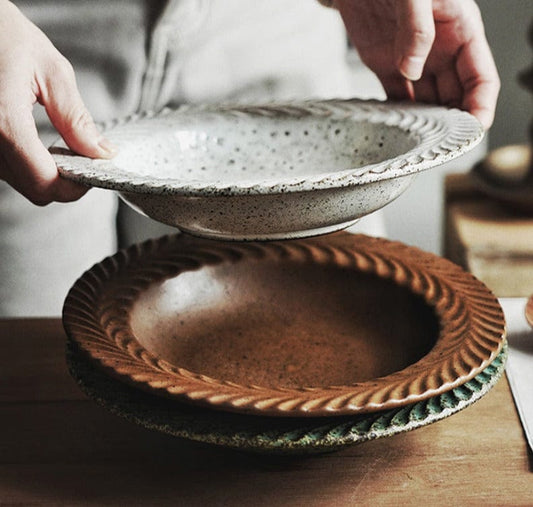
[
  {"xmin": 58, "ymin": 100, "xmax": 505, "ymax": 454},
  {"xmin": 63, "ymin": 232, "xmax": 506, "ymax": 454}
]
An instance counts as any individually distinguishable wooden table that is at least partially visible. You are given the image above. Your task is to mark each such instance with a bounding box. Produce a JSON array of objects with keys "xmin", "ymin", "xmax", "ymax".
[
  {"xmin": 444, "ymin": 172, "xmax": 533, "ymax": 297},
  {"xmin": 1, "ymin": 319, "xmax": 531, "ymax": 506}
]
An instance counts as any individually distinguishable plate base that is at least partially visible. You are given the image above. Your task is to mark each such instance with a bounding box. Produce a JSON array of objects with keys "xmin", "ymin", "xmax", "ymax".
[{"xmin": 175, "ymin": 218, "xmax": 361, "ymax": 241}]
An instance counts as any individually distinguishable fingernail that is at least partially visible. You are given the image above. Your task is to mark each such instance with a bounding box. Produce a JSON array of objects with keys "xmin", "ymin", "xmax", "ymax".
[
  {"xmin": 97, "ymin": 137, "xmax": 118, "ymax": 158},
  {"xmin": 400, "ymin": 56, "xmax": 425, "ymax": 81}
]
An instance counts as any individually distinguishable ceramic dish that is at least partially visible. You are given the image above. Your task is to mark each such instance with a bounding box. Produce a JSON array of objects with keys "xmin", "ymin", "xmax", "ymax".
[
  {"xmin": 66, "ymin": 339, "xmax": 507, "ymax": 455},
  {"xmin": 62, "ymin": 232, "xmax": 505, "ymax": 417},
  {"xmin": 52, "ymin": 99, "xmax": 484, "ymax": 240},
  {"xmin": 471, "ymin": 145, "xmax": 533, "ymax": 215}
]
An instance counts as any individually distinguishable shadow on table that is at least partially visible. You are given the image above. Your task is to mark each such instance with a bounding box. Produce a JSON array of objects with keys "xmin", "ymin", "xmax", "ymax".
[{"xmin": 0, "ymin": 398, "xmax": 414, "ymax": 506}]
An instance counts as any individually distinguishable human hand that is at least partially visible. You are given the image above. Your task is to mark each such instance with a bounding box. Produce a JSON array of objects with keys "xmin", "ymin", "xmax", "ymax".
[
  {"xmin": 0, "ymin": 0, "xmax": 116, "ymax": 205},
  {"xmin": 334, "ymin": 0, "xmax": 500, "ymax": 129}
]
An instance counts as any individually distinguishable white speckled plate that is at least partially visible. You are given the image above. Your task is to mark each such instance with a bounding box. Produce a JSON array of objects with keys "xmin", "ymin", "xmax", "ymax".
[{"xmin": 52, "ymin": 99, "xmax": 484, "ymax": 240}]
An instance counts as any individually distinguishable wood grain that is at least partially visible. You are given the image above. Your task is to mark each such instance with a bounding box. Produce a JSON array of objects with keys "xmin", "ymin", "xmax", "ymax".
[{"xmin": 0, "ymin": 319, "xmax": 531, "ymax": 506}]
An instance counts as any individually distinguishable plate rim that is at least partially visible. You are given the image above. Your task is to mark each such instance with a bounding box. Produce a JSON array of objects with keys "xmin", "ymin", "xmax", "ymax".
[
  {"xmin": 52, "ymin": 99, "xmax": 484, "ymax": 197},
  {"xmin": 62, "ymin": 232, "xmax": 505, "ymax": 417}
]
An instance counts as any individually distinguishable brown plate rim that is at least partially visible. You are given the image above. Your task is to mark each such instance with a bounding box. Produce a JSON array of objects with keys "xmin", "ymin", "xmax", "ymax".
[{"xmin": 62, "ymin": 232, "xmax": 506, "ymax": 417}]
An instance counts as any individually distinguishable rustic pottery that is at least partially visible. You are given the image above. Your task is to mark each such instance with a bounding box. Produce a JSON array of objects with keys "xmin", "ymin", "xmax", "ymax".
[
  {"xmin": 472, "ymin": 144, "xmax": 533, "ymax": 215},
  {"xmin": 62, "ymin": 232, "xmax": 506, "ymax": 417},
  {"xmin": 52, "ymin": 99, "xmax": 484, "ymax": 240},
  {"xmin": 67, "ymin": 336, "xmax": 507, "ymax": 455},
  {"xmin": 66, "ymin": 338, "xmax": 507, "ymax": 454}
]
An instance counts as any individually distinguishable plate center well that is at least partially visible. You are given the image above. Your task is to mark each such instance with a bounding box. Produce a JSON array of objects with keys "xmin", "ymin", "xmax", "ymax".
[
  {"xmin": 129, "ymin": 258, "xmax": 438, "ymax": 389},
  {"xmin": 111, "ymin": 116, "xmax": 416, "ymax": 185}
]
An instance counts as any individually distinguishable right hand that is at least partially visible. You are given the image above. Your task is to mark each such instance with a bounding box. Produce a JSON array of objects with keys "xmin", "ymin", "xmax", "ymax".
[
  {"xmin": 334, "ymin": 0, "xmax": 500, "ymax": 130},
  {"xmin": 0, "ymin": 0, "xmax": 116, "ymax": 205}
]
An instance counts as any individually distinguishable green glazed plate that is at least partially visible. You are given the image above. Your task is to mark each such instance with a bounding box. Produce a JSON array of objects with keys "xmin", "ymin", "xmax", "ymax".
[{"xmin": 67, "ymin": 340, "xmax": 507, "ymax": 455}]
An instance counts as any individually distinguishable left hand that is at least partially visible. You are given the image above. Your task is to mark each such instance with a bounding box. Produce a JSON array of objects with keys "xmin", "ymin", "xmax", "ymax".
[{"xmin": 334, "ymin": 0, "xmax": 500, "ymax": 129}]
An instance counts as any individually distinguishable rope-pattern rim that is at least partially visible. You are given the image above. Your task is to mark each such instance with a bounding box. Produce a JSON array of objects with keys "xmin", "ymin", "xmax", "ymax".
[
  {"xmin": 52, "ymin": 99, "xmax": 484, "ymax": 196},
  {"xmin": 62, "ymin": 233, "xmax": 505, "ymax": 417}
]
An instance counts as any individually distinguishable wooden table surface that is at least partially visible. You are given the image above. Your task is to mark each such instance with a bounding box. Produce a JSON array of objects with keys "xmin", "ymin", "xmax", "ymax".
[{"xmin": 1, "ymin": 319, "xmax": 531, "ymax": 506}]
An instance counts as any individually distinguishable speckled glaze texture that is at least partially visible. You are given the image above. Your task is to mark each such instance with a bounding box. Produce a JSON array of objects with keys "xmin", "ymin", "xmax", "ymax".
[
  {"xmin": 66, "ymin": 339, "xmax": 507, "ymax": 455},
  {"xmin": 52, "ymin": 99, "xmax": 484, "ymax": 240},
  {"xmin": 62, "ymin": 232, "xmax": 506, "ymax": 417}
]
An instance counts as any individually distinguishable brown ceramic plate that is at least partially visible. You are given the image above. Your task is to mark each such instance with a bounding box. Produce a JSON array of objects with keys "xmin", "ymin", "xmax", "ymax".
[{"xmin": 63, "ymin": 233, "xmax": 505, "ymax": 417}]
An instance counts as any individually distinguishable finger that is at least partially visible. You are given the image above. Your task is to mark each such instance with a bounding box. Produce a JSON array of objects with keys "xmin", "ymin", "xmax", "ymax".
[
  {"xmin": 0, "ymin": 101, "xmax": 88, "ymax": 205},
  {"xmin": 456, "ymin": 36, "xmax": 500, "ymax": 129},
  {"xmin": 412, "ymin": 74, "xmax": 439, "ymax": 104},
  {"xmin": 35, "ymin": 55, "xmax": 117, "ymax": 159},
  {"xmin": 394, "ymin": 0, "xmax": 436, "ymax": 81},
  {"xmin": 378, "ymin": 74, "xmax": 415, "ymax": 102},
  {"xmin": 435, "ymin": 67, "xmax": 463, "ymax": 109}
]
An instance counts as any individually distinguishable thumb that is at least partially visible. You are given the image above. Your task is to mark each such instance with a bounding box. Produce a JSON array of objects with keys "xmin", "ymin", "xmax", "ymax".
[
  {"xmin": 38, "ymin": 56, "xmax": 117, "ymax": 159},
  {"xmin": 394, "ymin": 0, "xmax": 435, "ymax": 81}
]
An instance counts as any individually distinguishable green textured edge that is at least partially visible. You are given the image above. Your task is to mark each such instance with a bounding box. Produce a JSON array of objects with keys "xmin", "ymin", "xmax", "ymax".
[{"xmin": 67, "ymin": 341, "xmax": 507, "ymax": 456}]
